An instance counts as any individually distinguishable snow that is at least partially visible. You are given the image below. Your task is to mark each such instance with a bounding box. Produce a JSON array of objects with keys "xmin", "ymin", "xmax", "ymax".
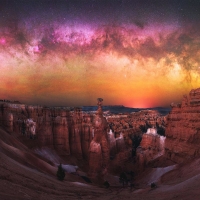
[
  {"xmin": 72, "ymin": 182, "xmax": 89, "ymax": 187},
  {"xmin": 108, "ymin": 129, "xmax": 113, "ymax": 135},
  {"xmin": 116, "ymin": 132, "xmax": 123, "ymax": 140},
  {"xmin": 146, "ymin": 165, "xmax": 177, "ymax": 184},
  {"xmin": 25, "ymin": 119, "xmax": 36, "ymax": 136},
  {"xmin": 61, "ymin": 164, "xmax": 78, "ymax": 173},
  {"xmin": 160, "ymin": 136, "xmax": 166, "ymax": 151},
  {"xmin": 108, "ymin": 130, "xmax": 116, "ymax": 147},
  {"xmin": 146, "ymin": 128, "xmax": 157, "ymax": 135},
  {"xmin": 34, "ymin": 148, "xmax": 62, "ymax": 164}
]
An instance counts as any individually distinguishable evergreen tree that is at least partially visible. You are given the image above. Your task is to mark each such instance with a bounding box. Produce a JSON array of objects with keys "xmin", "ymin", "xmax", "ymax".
[
  {"xmin": 103, "ymin": 180, "xmax": 110, "ymax": 188},
  {"xmin": 119, "ymin": 172, "xmax": 128, "ymax": 187},
  {"xmin": 21, "ymin": 121, "xmax": 26, "ymax": 135},
  {"xmin": 57, "ymin": 163, "xmax": 65, "ymax": 181},
  {"xmin": 151, "ymin": 182, "xmax": 157, "ymax": 188}
]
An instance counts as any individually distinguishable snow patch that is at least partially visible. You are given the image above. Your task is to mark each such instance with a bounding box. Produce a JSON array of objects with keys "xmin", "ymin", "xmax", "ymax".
[
  {"xmin": 61, "ymin": 164, "xmax": 78, "ymax": 173},
  {"xmin": 147, "ymin": 165, "xmax": 177, "ymax": 184},
  {"xmin": 116, "ymin": 132, "xmax": 123, "ymax": 140},
  {"xmin": 34, "ymin": 148, "xmax": 62, "ymax": 164},
  {"xmin": 146, "ymin": 128, "xmax": 157, "ymax": 135},
  {"xmin": 160, "ymin": 136, "xmax": 166, "ymax": 152},
  {"xmin": 72, "ymin": 182, "xmax": 89, "ymax": 187}
]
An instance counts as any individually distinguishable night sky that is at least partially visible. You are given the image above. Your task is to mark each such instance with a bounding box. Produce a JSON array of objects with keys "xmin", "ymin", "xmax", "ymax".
[{"xmin": 1, "ymin": 0, "xmax": 200, "ymax": 107}]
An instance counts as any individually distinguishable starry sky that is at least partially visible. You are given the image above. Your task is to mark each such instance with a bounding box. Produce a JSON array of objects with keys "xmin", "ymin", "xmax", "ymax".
[{"xmin": 1, "ymin": 0, "xmax": 200, "ymax": 107}]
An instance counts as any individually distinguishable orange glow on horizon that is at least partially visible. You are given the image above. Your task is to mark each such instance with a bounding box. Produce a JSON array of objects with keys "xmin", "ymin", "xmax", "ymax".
[{"xmin": 1, "ymin": 21, "xmax": 200, "ymax": 107}]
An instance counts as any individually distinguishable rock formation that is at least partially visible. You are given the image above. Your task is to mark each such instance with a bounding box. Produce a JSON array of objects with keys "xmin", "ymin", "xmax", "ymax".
[
  {"xmin": 0, "ymin": 99, "xmax": 169, "ymax": 178},
  {"xmin": 0, "ymin": 100, "xmax": 110, "ymax": 178},
  {"xmin": 53, "ymin": 110, "xmax": 70, "ymax": 155},
  {"xmin": 165, "ymin": 88, "xmax": 200, "ymax": 163},
  {"xmin": 88, "ymin": 98, "xmax": 110, "ymax": 179},
  {"xmin": 107, "ymin": 110, "xmax": 167, "ymax": 138},
  {"xmin": 81, "ymin": 114, "xmax": 93, "ymax": 160},
  {"xmin": 69, "ymin": 108, "xmax": 84, "ymax": 159},
  {"xmin": 105, "ymin": 110, "xmax": 166, "ymax": 171},
  {"xmin": 136, "ymin": 128, "xmax": 165, "ymax": 169},
  {"xmin": 37, "ymin": 108, "xmax": 54, "ymax": 147},
  {"xmin": 0, "ymin": 103, "xmax": 67, "ymax": 153}
]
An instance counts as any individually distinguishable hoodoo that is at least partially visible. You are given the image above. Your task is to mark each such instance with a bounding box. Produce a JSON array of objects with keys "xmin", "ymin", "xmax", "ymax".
[{"xmin": 88, "ymin": 98, "xmax": 110, "ymax": 179}]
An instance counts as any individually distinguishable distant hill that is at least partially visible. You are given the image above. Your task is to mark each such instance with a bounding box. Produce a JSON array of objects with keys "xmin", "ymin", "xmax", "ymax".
[{"xmin": 82, "ymin": 106, "xmax": 171, "ymax": 115}]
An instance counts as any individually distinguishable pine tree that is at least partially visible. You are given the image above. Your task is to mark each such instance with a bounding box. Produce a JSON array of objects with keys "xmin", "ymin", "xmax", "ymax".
[
  {"xmin": 119, "ymin": 172, "xmax": 128, "ymax": 187},
  {"xmin": 21, "ymin": 121, "xmax": 26, "ymax": 135},
  {"xmin": 103, "ymin": 180, "xmax": 110, "ymax": 188},
  {"xmin": 57, "ymin": 163, "xmax": 65, "ymax": 181}
]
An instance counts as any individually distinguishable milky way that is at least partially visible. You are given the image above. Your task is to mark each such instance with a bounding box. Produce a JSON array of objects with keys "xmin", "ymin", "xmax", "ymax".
[{"xmin": 1, "ymin": 0, "xmax": 200, "ymax": 107}]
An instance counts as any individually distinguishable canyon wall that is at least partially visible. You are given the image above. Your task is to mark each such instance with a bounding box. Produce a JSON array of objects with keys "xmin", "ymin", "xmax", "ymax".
[
  {"xmin": 165, "ymin": 88, "xmax": 200, "ymax": 163},
  {"xmin": 0, "ymin": 103, "xmax": 94, "ymax": 158},
  {"xmin": 0, "ymin": 101, "xmax": 168, "ymax": 177}
]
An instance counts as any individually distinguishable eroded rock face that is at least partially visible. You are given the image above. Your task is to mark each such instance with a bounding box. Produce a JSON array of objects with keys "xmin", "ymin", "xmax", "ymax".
[
  {"xmin": 25, "ymin": 119, "xmax": 36, "ymax": 138},
  {"xmin": 37, "ymin": 108, "xmax": 54, "ymax": 147},
  {"xmin": 88, "ymin": 139, "xmax": 103, "ymax": 177},
  {"xmin": 81, "ymin": 114, "xmax": 93, "ymax": 160},
  {"xmin": 0, "ymin": 102, "xmax": 96, "ymax": 160},
  {"xmin": 69, "ymin": 108, "xmax": 83, "ymax": 159},
  {"xmin": 53, "ymin": 114, "xmax": 70, "ymax": 155},
  {"xmin": 165, "ymin": 88, "xmax": 200, "ymax": 163},
  {"xmin": 0, "ymin": 104, "xmax": 68, "ymax": 152},
  {"xmin": 1, "ymin": 103, "xmax": 16, "ymax": 133},
  {"xmin": 105, "ymin": 110, "xmax": 166, "ymax": 172},
  {"xmin": 0, "ymin": 100, "xmax": 170, "ymax": 178}
]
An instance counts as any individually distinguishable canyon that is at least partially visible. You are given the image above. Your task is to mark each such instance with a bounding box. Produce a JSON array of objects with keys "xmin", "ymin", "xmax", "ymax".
[
  {"xmin": 1, "ymin": 88, "xmax": 200, "ymax": 199},
  {"xmin": 0, "ymin": 100, "xmax": 167, "ymax": 178}
]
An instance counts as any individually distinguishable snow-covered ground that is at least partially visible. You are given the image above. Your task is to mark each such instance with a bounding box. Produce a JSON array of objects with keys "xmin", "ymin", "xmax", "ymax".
[
  {"xmin": 33, "ymin": 147, "xmax": 62, "ymax": 164},
  {"xmin": 146, "ymin": 165, "xmax": 177, "ymax": 184}
]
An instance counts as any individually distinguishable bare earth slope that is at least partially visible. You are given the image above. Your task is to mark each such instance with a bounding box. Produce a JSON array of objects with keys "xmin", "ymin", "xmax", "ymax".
[
  {"xmin": 0, "ymin": 128, "xmax": 107, "ymax": 200},
  {"xmin": 95, "ymin": 157, "xmax": 200, "ymax": 200},
  {"xmin": 2, "ymin": 129, "xmax": 200, "ymax": 200}
]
